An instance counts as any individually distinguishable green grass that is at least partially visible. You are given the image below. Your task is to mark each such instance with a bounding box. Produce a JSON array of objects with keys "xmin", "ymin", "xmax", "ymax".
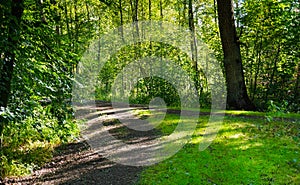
[
  {"xmin": 136, "ymin": 111, "xmax": 300, "ymax": 185},
  {"xmin": 224, "ymin": 110, "xmax": 300, "ymax": 120},
  {"xmin": 167, "ymin": 106, "xmax": 300, "ymax": 120}
]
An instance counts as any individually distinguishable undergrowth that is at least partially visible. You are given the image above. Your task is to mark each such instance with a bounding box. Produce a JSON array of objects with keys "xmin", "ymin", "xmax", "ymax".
[{"xmin": 0, "ymin": 104, "xmax": 79, "ymax": 178}]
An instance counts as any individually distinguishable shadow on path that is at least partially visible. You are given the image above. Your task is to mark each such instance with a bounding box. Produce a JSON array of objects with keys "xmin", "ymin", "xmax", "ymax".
[
  {"xmin": 2, "ymin": 102, "xmax": 162, "ymax": 185},
  {"xmin": 3, "ymin": 141, "xmax": 144, "ymax": 185}
]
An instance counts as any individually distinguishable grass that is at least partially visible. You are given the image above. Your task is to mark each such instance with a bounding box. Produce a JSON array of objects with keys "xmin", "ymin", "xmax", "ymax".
[
  {"xmin": 136, "ymin": 111, "xmax": 300, "ymax": 185},
  {"xmin": 167, "ymin": 106, "xmax": 300, "ymax": 120}
]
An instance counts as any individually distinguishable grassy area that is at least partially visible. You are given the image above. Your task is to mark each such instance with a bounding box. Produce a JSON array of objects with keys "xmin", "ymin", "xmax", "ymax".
[
  {"xmin": 136, "ymin": 111, "xmax": 300, "ymax": 184},
  {"xmin": 168, "ymin": 106, "xmax": 300, "ymax": 120}
]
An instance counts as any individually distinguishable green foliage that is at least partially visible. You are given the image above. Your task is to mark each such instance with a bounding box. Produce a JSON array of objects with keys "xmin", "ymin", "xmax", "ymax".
[
  {"xmin": 95, "ymin": 42, "xmax": 211, "ymax": 108},
  {"xmin": 265, "ymin": 100, "xmax": 290, "ymax": 122},
  {"xmin": 238, "ymin": 0, "xmax": 299, "ymax": 112},
  {"xmin": 90, "ymin": 0, "xmax": 299, "ymax": 112},
  {"xmin": 0, "ymin": 104, "xmax": 79, "ymax": 177},
  {"xmin": 0, "ymin": 0, "xmax": 94, "ymax": 177},
  {"xmin": 192, "ymin": 0, "xmax": 299, "ymax": 112},
  {"xmin": 128, "ymin": 77, "xmax": 181, "ymax": 107}
]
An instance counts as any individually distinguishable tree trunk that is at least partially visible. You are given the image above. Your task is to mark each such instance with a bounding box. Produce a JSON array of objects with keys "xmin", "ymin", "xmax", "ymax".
[
  {"xmin": 188, "ymin": 0, "xmax": 197, "ymax": 64},
  {"xmin": 294, "ymin": 64, "xmax": 300, "ymax": 110},
  {"xmin": 188, "ymin": 0, "xmax": 200, "ymax": 94},
  {"xmin": 119, "ymin": 0, "xmax": 124, "ymax": 41},
  {"xmin": 0, "ymin": 0, "xmax": 23, "ymax": 148},
  {"xmin": 0, "ymin": 0, "xmax": 23, "ymax": 108},
  {"xmin": 216, "ymin": 0, "xmax": 256, "ymax": 110}
]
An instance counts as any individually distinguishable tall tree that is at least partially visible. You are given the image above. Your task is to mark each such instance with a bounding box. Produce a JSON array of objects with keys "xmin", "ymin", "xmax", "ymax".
[
  {"xmin": 0, "ymin": 0, "xmax": 24, "ymax": 108},
  {"xmin": 0, "ymin": 0, "xmax": 24, "ymax": 149},
  {"xmin": 216, "ymin": 0, "xmax": 256, "ymax": 110},
  {"xmin": 188, "ymin": 0, "xmax": 200, "ymax": 94}
]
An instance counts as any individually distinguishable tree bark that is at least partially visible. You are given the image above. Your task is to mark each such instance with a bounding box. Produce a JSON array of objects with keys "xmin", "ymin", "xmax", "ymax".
[
  {"xmin": 119, "ymin": 0, "xmax": 124, "ymax": 40},
  {"xmin": 188, "ymin": 0, "xmax": 200, "ymax": 94},
  {"xmin": 216, "ymin": 0, "xmax": 256, "ymax": 110},
  {"xmin": 0, "ymin": 0, "xmax": 23, "ymax": 148},
  {"xmin": 0, "ymin": 0, "xmax": 24, "ymax": 108},
  {"xmin": 294, "ymin": 64, "xmax": 300, "ymax": 110}
]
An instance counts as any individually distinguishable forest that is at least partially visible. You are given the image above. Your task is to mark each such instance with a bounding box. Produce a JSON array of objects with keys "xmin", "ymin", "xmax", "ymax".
[{"xmin": 0, "ymin": 0, "xmax": 299, "ymax": 184}]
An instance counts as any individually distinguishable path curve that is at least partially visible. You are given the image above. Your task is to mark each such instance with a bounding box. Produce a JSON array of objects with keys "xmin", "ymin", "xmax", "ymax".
[{"xmin": 2, "ymin": 103, "xmax": 160, "ymax": 185}]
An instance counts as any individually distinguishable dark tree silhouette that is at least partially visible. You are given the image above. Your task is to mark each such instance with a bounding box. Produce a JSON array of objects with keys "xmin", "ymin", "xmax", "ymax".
[
  {"xmin": 0, "ymin": 0, "xmax": 24, "ymax": 108},
  {"xmin": 217, "ymin": 0, "xmax": 256, "ymax": 110}
]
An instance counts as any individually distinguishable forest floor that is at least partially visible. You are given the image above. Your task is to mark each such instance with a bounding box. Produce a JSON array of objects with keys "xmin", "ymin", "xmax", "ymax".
[{"xmin": 2, "ymin": 103, "xmax": 299, "ymax": 184}]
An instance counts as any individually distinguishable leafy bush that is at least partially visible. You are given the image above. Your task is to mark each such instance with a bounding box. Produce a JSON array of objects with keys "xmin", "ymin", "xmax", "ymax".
[
  {"xmin": 265, "ymin": 100, "xmax": 289, "ymax": 122},
  {"xmin": 0, "ymin": 104, "xmax": 79, "ymax": 178}
]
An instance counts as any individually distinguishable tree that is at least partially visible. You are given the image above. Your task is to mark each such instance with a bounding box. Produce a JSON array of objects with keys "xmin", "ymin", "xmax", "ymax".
[
  {"xmin": 188, "ymin": 0, "xmax": 201, "ymax": 94},
  {"xmin": 216, "ymin": 0, "xmax": 256, "ymax": 110},
  {"xmin": 0, "ymin": 0, "xmax": 24, "ymax": 108},
  {"xmin": 0, "ymin": 0, "xmax": 24, "ymax": 149}
]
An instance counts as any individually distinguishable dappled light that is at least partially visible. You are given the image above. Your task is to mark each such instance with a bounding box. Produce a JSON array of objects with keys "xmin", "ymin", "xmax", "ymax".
[
  {"xmin": 1, "ymin": 0, "xmax": 299, "ymax": 184},
  {"xmin": 139, "ymin": 115, "xmax": 299, "ymax": 184}
]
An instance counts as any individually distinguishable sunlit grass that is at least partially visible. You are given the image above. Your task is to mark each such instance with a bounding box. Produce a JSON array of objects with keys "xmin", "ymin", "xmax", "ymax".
[
  {"xmin": 1, "ymin": 141, "xmax": 56, "ymax": 177},
  {"xmin": 166, "ymin": 106, "xmax": 300, "ymax": 119},
  {"xmin": 137, "ymin": 111, "xmax": 300, "ymax": 185}
]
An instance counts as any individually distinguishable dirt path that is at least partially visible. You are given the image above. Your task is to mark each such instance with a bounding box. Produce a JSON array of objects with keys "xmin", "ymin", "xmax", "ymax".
[
  {"xmin": 2, "ymin": 103, "xmax": 160, "ymax": 185},
  {"xmin": 3, "ymin": 141, "xmax": 146, "ymax": 185}
]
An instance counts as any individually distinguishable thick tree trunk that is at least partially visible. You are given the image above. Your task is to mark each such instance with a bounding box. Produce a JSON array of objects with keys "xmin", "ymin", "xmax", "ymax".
[
  {"xmin": 0, "ymin": 0, "xmax": 23, "ymax": 108},
  {"xmin": 216, "ymin": 0, "xmax": 256, "ymax": 110},
  {"xmin": 0, "ymin": 0, "xmax": 23, "ymax": 148}
]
